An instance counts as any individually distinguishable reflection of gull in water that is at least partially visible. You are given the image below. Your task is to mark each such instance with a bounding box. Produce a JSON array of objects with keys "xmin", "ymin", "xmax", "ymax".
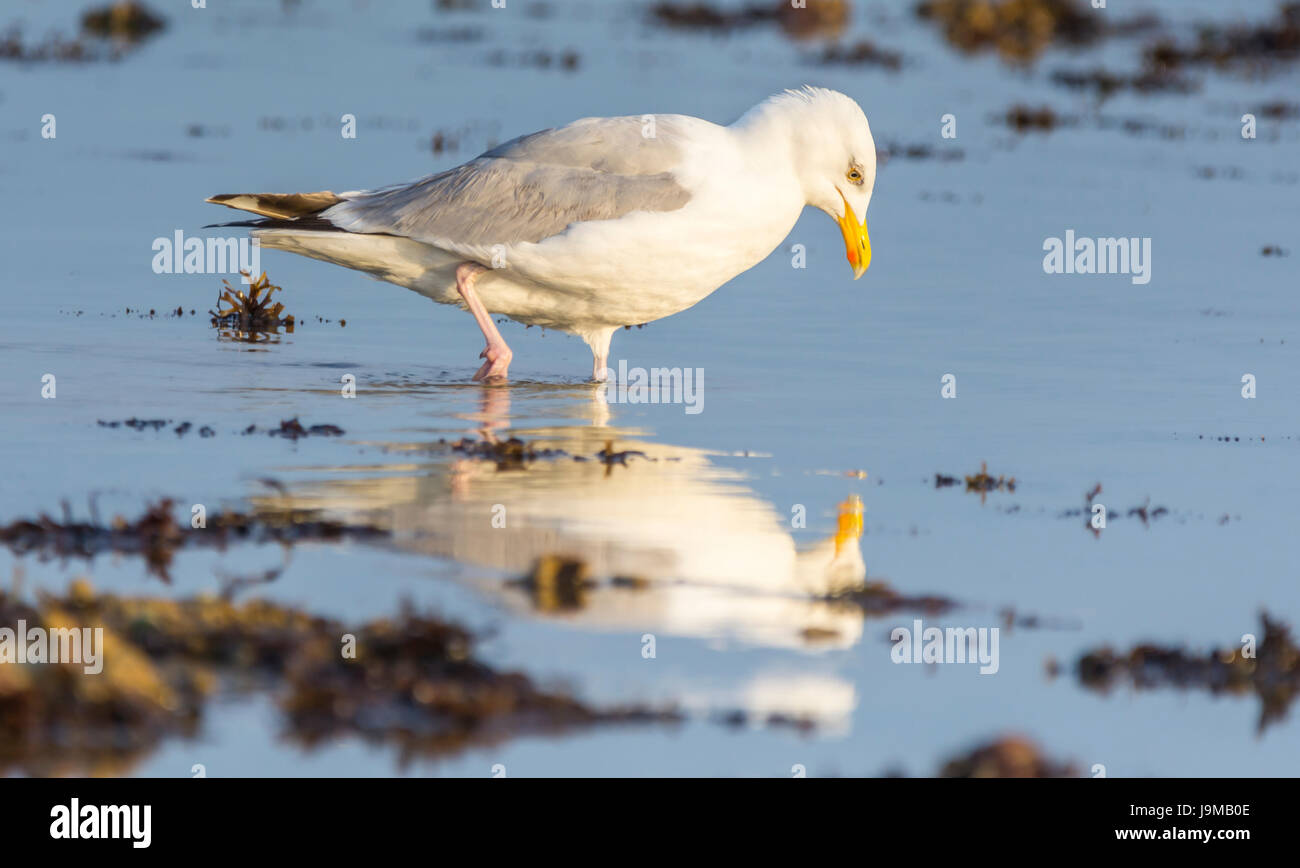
[
  {"xmin": 684, "ymin": 673, "xmax": 858, "ymax": 736},
  {"xmin": 254, "ymin": 388, "xmax": 868, "ymax": 650}
]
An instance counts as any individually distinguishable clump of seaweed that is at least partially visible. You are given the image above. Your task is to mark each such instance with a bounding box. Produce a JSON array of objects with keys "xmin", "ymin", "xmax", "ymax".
[
  {"xmin": 939, "ymin": 736, "xmax": 1079, "ymax": 777},
  {"xmin": 0, "ymin": 581, "xmax": 209, "ymax": 776},
  {"xmin": 1049, "ymin": 65, "xmax": 1199, "ymax": 99},
  {"xmin": 278, "ymin": 602, "xmax": 680, "ymax": 763},
  {"xmin": 715, "ymin": 709, "xmax": 818, "ymax": 734},
  {"xmin": 934, "ymin": 463, "xmax": 1015, "ymax": 498},
  {"xmin": 81, "ymin": 2, "xmax": 166, "ymax": 42},
  {"xmin": 268, "ymin": 418, "xmax": 344, "ymax": 440},
  {"xmin": 209, "ymin": 271, "xmax": 294, "ymax": 340},
  {"xmin": 876, "ymin": 142, "xmax": 965, "ymax": 165},
  {"xmin": 97, "ymin": 417, "xmax": 168, "ymax": 431},
  {"xmin": 0, "ymin": 500, "xmax": 185, "ymax": 580},
  {"xmin": 650, "ymin": 2, "xmax": 779, "ymax": 33},
  {"xmin": 0, "ymin": 499, "xmax": 386, "ymax": 581},
  {"xmin": 1258, "ymin": 100, "xmax": 1300, "ymax": 119},
  {"xmin": 597, "ymin": 440, "xmax": 650, "ymax": 465},
  {"xmin": 778, "ymin": 0, "xmax": 849, "ymax": 40},
  {"xmin": 1004, "ymin": 103, "xmax": 1059, "ymax": 132},
  {"xmin": 0, "ymin": 580, "xmax": 678, "ymax": 774},
  {"xmin": 1045, "ymin": 4, "xmax": 1300, "ymax": 98},
  {"xmin": 915, "ymin": 0, "xmax": 1103, "ymax": 62},
  {"xmin": 510, "ymin": 555, "xmax": 596, "ymax": 612},
  {"xmin": 484, "ymin": 47, "xmax": 580, "ymax": 71},
  {"xmin": 1141, "ymin": 4, "xmax": 1300, "ymax": 74},
  {"xmin": 650, "ymin": 0, "xmax": 850, "ymax": 41},
  {"xmin": 964, "ymin": 461, "xmax": 1016, "ymax": 495},
  {"xmin": 507, "ymin": 558, "xmax": 661, "ymax": 613},
  {"xmin": 0, "ymin": 2, "xmax": 165, "ymax": 65},
  {"xmin": 1125, "ymin": 497, "xmax": 1169, "ymax": 526},
  {"xmin": 816, "ymin": 40, "xmax": 903, "ymax": 70},
  {"xmin": 998, "ymin": 607, "xmax": 1082, "ymax": 632},
  {"xmin": 0, "ymin": 29, "xmax": 98, "ymax": 63},
  {"xmin": 1059, "ymin": 484, "xmax": 1170, "ymax": 535},
  {"xmin": 442, "ymin": 436, "xmax": 652, "ymax": 472},
  {"xmin": 40, "ymin": 580, "xmax": 332, "ymax": 670},
  {"xmin": 447, "ymin": 436, "xmax": 567, "ymax": 469},
  {"xmin": 1077, "ymin": 612, "xmax": 1300, "ymax": 733},
  {"xmin": 95, "ymin": 419, "xmax": 343, "ymax": 439},
  {"xmin": 828, "ymin": 580, "xmax": 958, "ymax": 618}
]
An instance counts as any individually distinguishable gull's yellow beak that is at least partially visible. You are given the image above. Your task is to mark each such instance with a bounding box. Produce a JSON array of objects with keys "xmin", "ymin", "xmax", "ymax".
[{"xmin": 837, "ymin": 191, "xmax": 871, "ymax": 279}]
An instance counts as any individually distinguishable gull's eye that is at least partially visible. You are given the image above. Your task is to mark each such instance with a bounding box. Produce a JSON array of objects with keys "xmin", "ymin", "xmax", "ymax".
[{"xmin": 847, "ymin": 167, "xmax": 864, "ymax": 185}]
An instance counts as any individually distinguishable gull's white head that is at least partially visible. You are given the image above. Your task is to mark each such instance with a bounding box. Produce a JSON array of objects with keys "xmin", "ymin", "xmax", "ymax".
[{"xmin": 744, "ymin": 87, "xmax": 876, "ymax": 279}]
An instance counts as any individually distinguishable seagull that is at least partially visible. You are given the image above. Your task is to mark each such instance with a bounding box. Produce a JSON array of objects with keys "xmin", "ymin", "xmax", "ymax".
[{"xmin": 207, "ymin": 86, "xmax": 875, "ymax": 382}]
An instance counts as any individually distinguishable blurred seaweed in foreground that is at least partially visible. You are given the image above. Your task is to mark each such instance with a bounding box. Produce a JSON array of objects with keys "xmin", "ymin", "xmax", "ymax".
[
  {"xmin": 0, "ymin": 581, "xmax": 678, "ymax": 776},
  {"xmin": 939, "ymin": 736, "xmax": 1079, "ymax": 777},
  {"xmin": 0, "ymin": 499, "xmax": 384, "ymax": 581},
  {"xmin": 1077, "ymin": 612, "xmax": 1300, "ymax": 733}
]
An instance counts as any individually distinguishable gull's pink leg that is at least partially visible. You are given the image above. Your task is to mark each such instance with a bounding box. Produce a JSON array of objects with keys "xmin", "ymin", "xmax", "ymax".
[
  {"xmin": 587, "ymin": 326, "xmax": 616, "ymax": 382},
  {"xmin": 455, "ymin": 262, "xmax": 513, "ymax": 382}
]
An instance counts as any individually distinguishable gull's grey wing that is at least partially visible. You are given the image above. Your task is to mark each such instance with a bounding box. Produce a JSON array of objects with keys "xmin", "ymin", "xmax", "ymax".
[{"xmin": 321, "ymin": 115, "xmax": 692, "ymax": 248}]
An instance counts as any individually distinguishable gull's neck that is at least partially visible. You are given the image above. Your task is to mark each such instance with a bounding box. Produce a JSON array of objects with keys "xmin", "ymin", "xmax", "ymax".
[
  {"xmin": 729, "ymin": 99, "xmax": 797, "ymax": 170},
  {"xmin": 728, "ymin": 96, "xmax": 821, "ymax": 203}
]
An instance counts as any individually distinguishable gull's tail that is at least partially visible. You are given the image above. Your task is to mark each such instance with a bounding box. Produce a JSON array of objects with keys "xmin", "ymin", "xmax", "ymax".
[
  {"xmin": 205, "ymin": 191, "xmax": 344, "ymax": 222},
  {"xmin": 204, "ymin": 190, "xmax": 456, "ymax": 292}
]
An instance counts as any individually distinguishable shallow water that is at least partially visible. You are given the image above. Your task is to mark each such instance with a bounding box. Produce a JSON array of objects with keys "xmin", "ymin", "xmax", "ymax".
[{"xmin": 1, "ymin": 0, "xmax": 1298, "ymax": 776}]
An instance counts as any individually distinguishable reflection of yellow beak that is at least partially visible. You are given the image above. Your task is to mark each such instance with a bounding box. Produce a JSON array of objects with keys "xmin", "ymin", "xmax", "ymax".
[
  {"xmin": 837, "ymin": 191, "xmax": 871, "ymax": 279},
  {"xmin": 834, "ymin": 495, "xmax": 864, "ymax": 556}
]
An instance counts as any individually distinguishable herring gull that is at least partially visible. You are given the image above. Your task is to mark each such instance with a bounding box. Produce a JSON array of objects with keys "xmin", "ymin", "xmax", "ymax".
[{"xmin": 207, "ymin": 86, "xmax": 875, "ymax": 381}]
